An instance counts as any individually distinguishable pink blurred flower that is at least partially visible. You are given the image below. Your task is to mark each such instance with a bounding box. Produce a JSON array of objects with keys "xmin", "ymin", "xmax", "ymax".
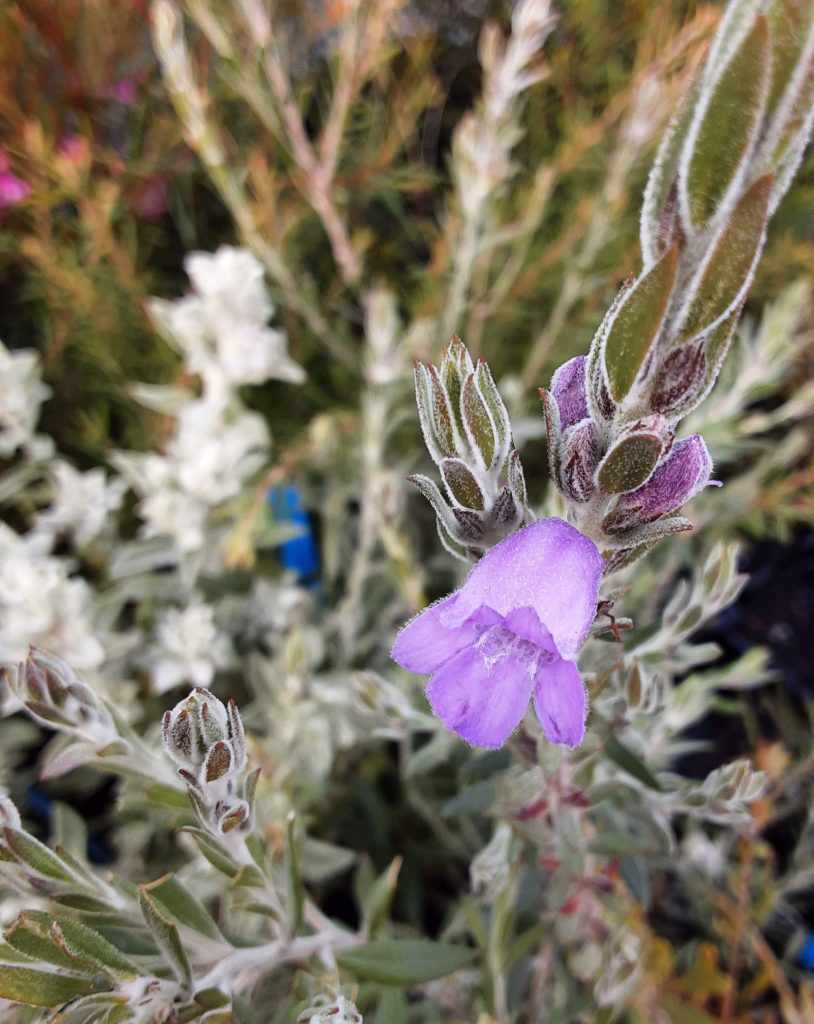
[{"xmin": 0, "ymin": 172, "xmax": 30, "ymax": 208}]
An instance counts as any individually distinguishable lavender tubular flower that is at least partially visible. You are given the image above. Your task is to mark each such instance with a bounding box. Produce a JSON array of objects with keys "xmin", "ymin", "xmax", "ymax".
[{"xmin": 391, "ymin": 519, "xmax": 603, "ymax": 748}]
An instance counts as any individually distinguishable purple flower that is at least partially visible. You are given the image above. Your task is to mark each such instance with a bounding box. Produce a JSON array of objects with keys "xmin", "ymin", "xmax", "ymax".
[
  {"xmin": 391, "ymin": 519, "xmax": 603, "ymax": 748},
  {"xmin": 550, "ymin": 356, "xmax": 588, "ymax": 429}
]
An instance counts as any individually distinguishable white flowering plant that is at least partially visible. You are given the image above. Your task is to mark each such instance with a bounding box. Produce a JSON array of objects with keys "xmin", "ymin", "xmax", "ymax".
[{"xmin": 0, "ymin": 0, "xmax": 813, "ymax": 1021}]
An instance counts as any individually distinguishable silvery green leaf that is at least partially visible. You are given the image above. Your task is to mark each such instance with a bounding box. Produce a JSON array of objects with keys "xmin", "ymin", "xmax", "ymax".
[
  {"xmin": 602, "ymin": 245, "xmax": 677, "ymax": 404},
  {"xmin": 677, "ymin": 173, "xmax": 773, "ymax": 341},
  {"xmin": 138, "ymin": 887, "xmax": 192, "ymax": 985},
  {"xmin": 595, "ymin": 419, "xmax": 672, "ymax": 495},
  {"xmin": 0, "ymin": 963, "xmax": 96, "ymax": 1007},
  {"xmin": 474, "ymin": 359, "xmax": 511, "ymax": 469},
  {"xmin": 440, "ymin": 336, "xmax": 474, "ymax": 441},
  {"xmin": 680, "ymin": 16, "xmax": 771, "ymax": 228},
  {"xmin": 461, "ymin": 371, "xmax": 496, "ymax": 471},
  {"xmin": 337, "ymin": 939, "xmax": 475, "ymax": 985},
  {"xmin": 440, "ymin": 458, "xmax": 486, "ymax": 510},
  {"xmin": 141, "ymin": 874, "xmax": 224, "ymax": 943}
]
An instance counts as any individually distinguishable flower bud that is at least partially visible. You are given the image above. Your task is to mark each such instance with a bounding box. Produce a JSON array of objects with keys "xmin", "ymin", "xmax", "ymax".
[
  {"xmin": 7, "ymin": 650, "xmax": 115, "ymax": 742},
  {"xmin": 651, "ymin": 343, "xmax": 707, "ymax": 418},
  {"xmin": 558, "ymin": 419, "xmax": 599, "ymax": 503},
  {"xmin": 550, "ymin": 356, "xmax": 588, "ymax": 430},
  {"xmin": 162, "ymin": 688, "xmax": 247, "ymax": 779},
  {"xmin": 595, "ymin": 415, "xmax": 674, "ymax": 494},
  {"xmin": 412, "ymin": 338, "xmax": 528, "ymax": 558},
  {"xmin": 602, "ymin": 435, "xmax": 713, "ymax": 533}
]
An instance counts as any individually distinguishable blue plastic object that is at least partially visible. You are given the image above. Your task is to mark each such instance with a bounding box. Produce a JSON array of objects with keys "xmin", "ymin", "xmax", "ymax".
[
  {"xmin": 799, "ymin": 934, "xmax": 814, "ymax": 970},
  {"xmin": 269, "ymin": 485, "xmax": 319, "ymax": 583}
]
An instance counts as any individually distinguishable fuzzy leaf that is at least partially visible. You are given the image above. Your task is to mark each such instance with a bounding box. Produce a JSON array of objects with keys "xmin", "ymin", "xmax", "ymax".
[
  {"xmin": 461, "ymin": 372, "xmax": 496, "ymax": 469},
  {"xmin": 142, "ymin": 874, "xmax": 224, "ymax": 942},
  {"xmin": 138, "ymin": 887, "xmax": 192, "ymax": 985},
  {"xmin": 680, "ymin": 174, "xmax": 772, "ymax": 340},
  {"xmin": 641, "ymin": 80, "xmax": 700, "ymax": 262},
  {"xmin": 338, "ymin": 939, "xmax": 475, "ymax": 985},
  {"xmin": 441, "ymin": 459, "xmax": 485, "ymax": 510},
  {"xmin": 0, "ymin": 963, "xmax": 96, "ymax": 1007},
  {"xmin": 440, "ymin": 337, "xmax": 472, "ymax": 440},
  {"xmin": 2, "ymin": 828, "xmax": 77, "ymax": 884},
  {"xmin": 474, "ymin": 360, "xmax": 510, "ymax": 466},
  {"xmin": 596, "ymin": 434, "xmax": 665, "ymax": 494},
  {"xmin": 604, "ymin": 246, "xmax": 677, "ymax": 403},
  {"xmin": 685, "ymin": 16, "xmax": 770, "ymax": 226}
]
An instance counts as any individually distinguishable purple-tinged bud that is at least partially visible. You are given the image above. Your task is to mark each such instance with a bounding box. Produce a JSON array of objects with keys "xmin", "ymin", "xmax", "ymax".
[
  {"xmin": 559, "ymin": 419, "xmax": 599, "ymax": 503},
  {"xmin": 652, "ymin": 343, "xmax": 707, "ymax": 417},
  {"xmin": 550, "ymin": 356, "xmax": 588, "ymax": 430},
  {"xmin": 603, "ymin": 435, "xmax": 713, "ymax": 533},
  {"xmin": 595, "ymin": 414, "xmax": 674, "ymax": 494}
]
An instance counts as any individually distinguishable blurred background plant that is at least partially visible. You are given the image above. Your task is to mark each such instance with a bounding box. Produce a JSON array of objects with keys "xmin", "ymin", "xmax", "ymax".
[{"xmin": 0, "ymin": 0, "xmax": 812, "ymax": 1021}]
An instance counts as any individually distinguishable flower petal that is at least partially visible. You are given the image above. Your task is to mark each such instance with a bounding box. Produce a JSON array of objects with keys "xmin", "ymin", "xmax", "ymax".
[
  {"xmin": 533, "ymin": 658, "xmax": 586, "ymax": 747},
  {"xmin": 391, "ymin": 594, "xmax": 485, "ymax": 674},
  {"xmin": 426, "ymin": 639, "xmax": 534, "ymax": 747},
  {"xmin": 442, "ymin": 519, "xmax": 603, "ymax": 660}
]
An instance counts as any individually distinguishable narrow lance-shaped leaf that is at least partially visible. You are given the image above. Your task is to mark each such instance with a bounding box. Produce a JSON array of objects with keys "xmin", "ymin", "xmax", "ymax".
[
  {"xmin": 440, "ymin": 337, "xmax": 472, "ymax": 441},
  {"xmin": 338, "ymin": 939, "xmax": 476, "ymax": 985},
  {"xmin": 474, "ymin": 359, "xmax": 511, "ymax": 467},
  {"xmin": 603, "ymin": 245, "xmax": 678, "ymax": 403},
  {"xmin": 2, "ymin": 827, "xmax": 80, "ymax": 884},
  {"xmin": 461, "ymin": 372, "xmax": 496, "ymax": 469},
  {"xmin": 678, "ymin": 173, "xmax": 773, "ymax": 341},
  {"xmin": 0, "ymin": 963, "xmax": 96, "ymax": 1007},
  {"xmin": 641, "ymin": 78, "xmax": 701, "ymax": 262},
  {"xmin": 683, "ymin": 16, "xmax": 771, "ymax": 227},
  {"xmin": 138, "ymin": 887, "xmax": 192, "ymax": 985},
  {"xmin": 765, "ymin": 0, "xmax": 813, "ymax": 119},
  {"xmin": 142, "ymin": 874, "xmax": 224, "ymax": 943}
]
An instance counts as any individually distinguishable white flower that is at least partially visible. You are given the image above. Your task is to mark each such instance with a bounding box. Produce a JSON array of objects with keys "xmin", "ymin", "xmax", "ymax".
[
  {"xmin": 0, "ymin": 524, "xmax": 104, "ymax": 672},
  {"xmin": 0, "ymin": 342, "xmax": 50, "ymax": 458},
  {"xmin": 147, "ymin": 601, "xmax": 233, "ymax": 695},
  {"xmin": 148, "ymin": 246, "xmax": 305, "ymax": 391},
  {"xmin": 35, "ymin": 461, "xmax": 126, "ymax": 548},
  {"xmin": 117, "ymin": 398, "xmax": 270, "ymax": 553},
  {"xmin": 170, "ymin": 400, "xmax": 268, "ymax": 505}
]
